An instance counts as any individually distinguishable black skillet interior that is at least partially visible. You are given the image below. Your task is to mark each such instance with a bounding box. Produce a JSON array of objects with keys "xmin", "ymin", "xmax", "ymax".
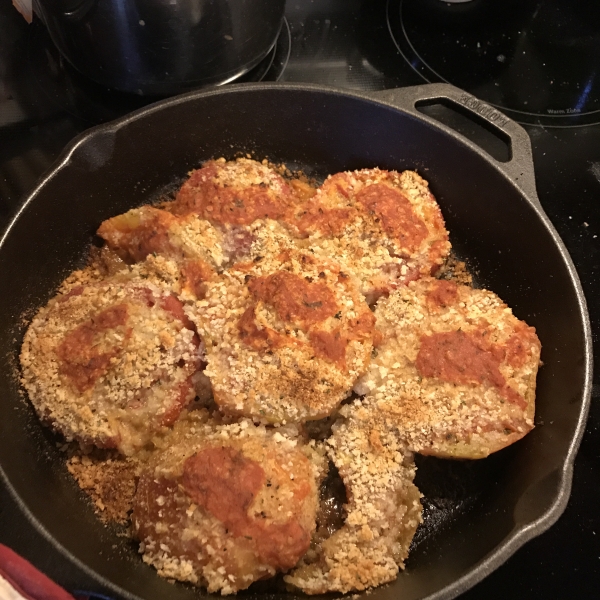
[{"xmin": 0, "ymin": 84, "xmax": 590, "ymax": 600}]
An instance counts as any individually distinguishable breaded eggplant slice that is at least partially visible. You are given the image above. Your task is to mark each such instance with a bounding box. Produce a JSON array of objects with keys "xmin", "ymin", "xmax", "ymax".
[
  {"xmin": 20, "ymin": 279, "xmax": 201, "ymax": 455},
  {"xmin": 355, "ymin": 278, "xmax": 542, "ymax": 458},
  {"xmin": 99, "ymin": 206, "xmax": 246, "ymax": 299},
  {"xmin": 284, "ymin": 169, "xmax": 451, "ymax": 304},
  {"xmin": 286, "ymin": 402, "xmax": 422, "ymax": 594},
  {"xmin": 132, "ymin": 413, "xmax": 325, "ymax": 594},
  {"xmin": 165, "ymin": 157, "xmax": 300, "ymax": 265},
  {"xmin": 170, "ymin": 157, "xmax": 295, "ymax": 226},
  {"xmin": 98, "ymin": 205, "xmax": 227, "ymax": 267},
  {"xmin": 188, "ymin": 248, "xmax": 376, "ymax": 423}
]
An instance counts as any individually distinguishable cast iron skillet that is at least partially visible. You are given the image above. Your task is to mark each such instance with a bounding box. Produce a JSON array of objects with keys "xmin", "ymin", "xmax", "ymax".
[{"xmin": 0, "ymin": 83, "xmax": 592, "ymax": 600}]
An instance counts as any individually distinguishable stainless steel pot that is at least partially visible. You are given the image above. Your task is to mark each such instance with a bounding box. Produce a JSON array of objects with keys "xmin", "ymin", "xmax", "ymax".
[{"xmin": 33, "ymin": 0, "xmax": 285, "ymax": 95}]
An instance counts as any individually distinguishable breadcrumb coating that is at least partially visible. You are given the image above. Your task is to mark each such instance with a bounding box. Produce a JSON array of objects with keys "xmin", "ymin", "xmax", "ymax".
[
  {"xmin": 171, "ymin": 158, "xmax": 295, "ymax": 226},
  {"xmin": 98, "ymin": 205, "xmax": 227, "ymax": 268},
  {"xmin": 18, "ymin": 157, "xmax": 542, "ymax": 596},
  {"xmin": 355, "ymin": 278, "xmax": 541, "ymax": 458},
  {"xmin": 286, "ymin": 401, "xmax": 422, "ymax": 594},
  {"xmin": 132, "ymin": 412, "xmax": 326, "ymax": 594},
  {"xmin": 20, "ymin": 278, "xmax": 201, "ymax": 455},
  {"xmin": 283, "ymin": 169, "xmax": 451, "ymax": 304},
  {"xmin": 188, "ymin": 244, "xmax": 376, "ymax": 423}
]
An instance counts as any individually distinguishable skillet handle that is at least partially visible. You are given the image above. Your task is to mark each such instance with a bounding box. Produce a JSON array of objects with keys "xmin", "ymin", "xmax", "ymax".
[{"xmin": 370, "ymin": 84, "xmax": 542, "ymax": 210}]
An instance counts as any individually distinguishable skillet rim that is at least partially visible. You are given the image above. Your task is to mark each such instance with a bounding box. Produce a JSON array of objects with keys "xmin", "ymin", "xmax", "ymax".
[{"xmin": 0, "ymin": 82, "xmax": 593, "ymax": 600}]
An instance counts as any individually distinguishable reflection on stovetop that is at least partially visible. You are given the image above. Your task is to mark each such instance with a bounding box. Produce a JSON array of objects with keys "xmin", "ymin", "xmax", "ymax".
[{"xmin": 0, "ymin": 1, "xmax": 599, "ymax": 599}]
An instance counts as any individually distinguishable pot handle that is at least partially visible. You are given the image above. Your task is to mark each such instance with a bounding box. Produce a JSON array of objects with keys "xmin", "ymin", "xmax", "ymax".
[{"xmin": 370, "ymin": 84, "xmax": 542, "ymax": 210}]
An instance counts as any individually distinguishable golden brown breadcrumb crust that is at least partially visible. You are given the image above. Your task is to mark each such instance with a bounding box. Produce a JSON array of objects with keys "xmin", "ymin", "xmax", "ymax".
[
  {"xmin": 283, "ymin": 168, "xmax": 451, "ymax": 304},
  {"xmin": 188, "ymin": 242, "xmax": 376, "ymax": 423},
  {"xmin": 355, "ymin": 277, "xmax": 541, "ymax": 458},
  {"xmin": 66, "ymin": 450, "xmax": 139, "ymax": 524},
  {"xmin": 170, "ymin": 158, "xmax": 295, "ymax": 225},
  {"xmin": 20, "ymin": 278, "xmax": 200, "ymax": 455},
  {"xmin": 132, "ymin": 413, "xmax": 325, "ymax": 594},
  {"xmin": 98, "ymin": 205, "xmax": 227, "ymax": 268},
  {"xmin": 18, "ymin": 157, "xmax": 542, "ymax": 596},
  {"xmin": 286, "ymin": 401, "xmax": 422, "ymax": 594}
]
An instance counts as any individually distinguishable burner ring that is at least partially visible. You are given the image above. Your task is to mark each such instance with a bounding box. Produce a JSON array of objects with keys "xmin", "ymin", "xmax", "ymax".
[
  {"xmin": 387, "ymin": 0, "xmax": 600, "ymax": 128},
  {"xmin": 238, "ymin": 17, "xmax": 291, "ymax": 84}
]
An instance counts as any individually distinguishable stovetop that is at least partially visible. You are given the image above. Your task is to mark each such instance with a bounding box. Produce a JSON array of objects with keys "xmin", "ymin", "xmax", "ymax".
[{"xmin": 0, "ymin": 1, "xmax": 598, "ymax": 598}]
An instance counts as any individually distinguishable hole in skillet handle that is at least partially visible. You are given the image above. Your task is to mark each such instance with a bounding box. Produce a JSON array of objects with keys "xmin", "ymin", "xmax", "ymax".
[
  {"xmin": 370, "ymin": 83, "xmax": 542, "ymax": 211},
  {"xmin": 415, "ymin": 98, "xmax": 512, "ymax": 163}
]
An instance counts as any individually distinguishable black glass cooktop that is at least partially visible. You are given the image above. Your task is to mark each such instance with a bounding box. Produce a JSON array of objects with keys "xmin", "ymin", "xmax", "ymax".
[
  {"xmin": 1, "ymin": 1, "xmax": 599, "ymax": 599},
  {"xmin": 390, "ymin": 0, "xmax": 600, "ymax": 126}
]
